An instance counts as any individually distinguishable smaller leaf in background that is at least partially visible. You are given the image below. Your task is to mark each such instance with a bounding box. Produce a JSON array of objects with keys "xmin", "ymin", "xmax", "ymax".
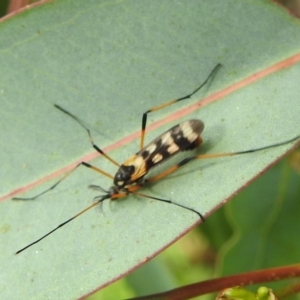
[
  {"xmin": 216, "ymin": 155, "xmax": 300, "ymax": 294},
  {"xmin": 289, "ymin": 148, "xmax": 300, "ymax": 174}
]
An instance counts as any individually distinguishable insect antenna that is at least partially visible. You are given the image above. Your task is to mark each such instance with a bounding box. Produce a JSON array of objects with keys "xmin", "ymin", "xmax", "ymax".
[
  {"xmin": 89, "ymin": 184, "xmax": 110, "ymax": 194},
  {"xmin": 15, "ymin": 194, "xmax": 110, "ymax": 255}
]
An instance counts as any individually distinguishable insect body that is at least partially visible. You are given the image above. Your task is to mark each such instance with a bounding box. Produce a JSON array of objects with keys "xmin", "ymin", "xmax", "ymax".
[
  {"xmin": 14, "ymin": 64, "xmax": 300, "ymax": 254},
  {"xmin": 114, "ymin": 119, "xmax": 204, "ymax": 189},
  {"xmin": 14, "ymin": 64, "xmax": 220, "ymax": 254}
]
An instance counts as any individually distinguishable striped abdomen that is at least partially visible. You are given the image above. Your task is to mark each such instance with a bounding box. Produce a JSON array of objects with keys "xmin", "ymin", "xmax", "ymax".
[{"xmin": 114, "ymin": 120, "xmax": 204, "ymax": 187}]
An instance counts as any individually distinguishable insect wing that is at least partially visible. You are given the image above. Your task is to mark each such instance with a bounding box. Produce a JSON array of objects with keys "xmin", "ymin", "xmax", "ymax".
[{"xmin": 139, "ymin": 119, "xmax": 204, "ymax": 171}]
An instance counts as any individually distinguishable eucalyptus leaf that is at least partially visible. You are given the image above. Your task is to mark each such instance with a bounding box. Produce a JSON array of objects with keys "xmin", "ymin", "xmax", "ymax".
[{"xmin": 1, "ymin": 0, "xmax": 300, "ymax": 299}]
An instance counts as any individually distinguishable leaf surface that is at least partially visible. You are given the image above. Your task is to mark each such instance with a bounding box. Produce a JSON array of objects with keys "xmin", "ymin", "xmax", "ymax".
[{"xmin": 1, "ymin": 0, "xmax": 300, "ymax": 299}]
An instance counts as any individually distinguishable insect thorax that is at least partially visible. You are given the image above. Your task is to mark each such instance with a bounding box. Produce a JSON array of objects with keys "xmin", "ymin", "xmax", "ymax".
[
  {"xmin": 114, "ymin": 165, "xmax": 134, "ymax": 188},
  {"xmin": 113, "ymin": 154, "xmax": 146, "ymax": 188}
]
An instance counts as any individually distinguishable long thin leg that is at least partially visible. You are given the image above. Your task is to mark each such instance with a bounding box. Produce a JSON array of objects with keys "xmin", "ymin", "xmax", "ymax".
[
  {"xmin": 15, "ymin": 194, "xmax": 110, "ymax": 254},
  {"xmin": 109, "ymin": 185, "xmax": 205, "ymax": 220},
  {"xmin": 132, "ymin": 191, "xmax": 204, "ymax": 221},
  {"xmin": 15, "ymin": 133, "xmax": 300, "ymax": 254},
  {"xmin": 54, "ymin": 105, "xmax": 120, "ymax": 167},
  {"xmin": 12, "ymin": 161, "xmax": 114, "ymax": 201},
  {"xmin": 14, "ymin": 106, "xmax": 119, "ymax": 201},
  {"xmin": 15, "ymin": 183, "xmax": 204, "ymax": 255},
  {"xmin": 146, "ymin": 134, "xmax": 300, "ymax": 183},
  {"xmin": 140, "ymin": 64, "xmax": 222, "ymax": 150}
]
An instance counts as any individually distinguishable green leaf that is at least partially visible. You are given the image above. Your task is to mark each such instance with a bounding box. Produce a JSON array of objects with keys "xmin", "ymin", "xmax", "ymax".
[
  {"xmin": 219, "ymin": 156, "xmax": 300, "ymax": 295},
  {"xmin": 1, "ymin": 0, "xmax": 300, "ymax": 299}
]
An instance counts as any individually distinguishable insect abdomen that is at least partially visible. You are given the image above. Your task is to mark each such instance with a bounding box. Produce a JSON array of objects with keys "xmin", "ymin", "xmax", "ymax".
[
  {"xmin": 118, "ymin": 120, "xmax": 204, "ymax": 185},
  {"xmin": 173, "ymin": 119, "xmax": 204, "ymax": 151},
  {"xmin": 140, "ymin": 119, "xmax": 204, "ymax": 169}
]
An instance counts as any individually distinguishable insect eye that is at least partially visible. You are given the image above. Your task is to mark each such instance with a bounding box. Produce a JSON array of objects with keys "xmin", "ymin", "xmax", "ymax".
[{"xmin": 114, "ymin": 165, "xmax": 135, "ymax": 187}]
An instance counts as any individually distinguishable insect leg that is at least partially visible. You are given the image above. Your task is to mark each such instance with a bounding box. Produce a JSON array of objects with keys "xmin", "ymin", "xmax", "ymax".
[
  {"xmin": 15, "ymin": 194, "xmax": 110, "ymax": 254},
  {"xmin": 12, "ymin": 161, "xmax": 114, "ymax": 201},
  {"xmin": 54, "ymin": 105, "xmax": 120, "ymax": 167},
  {"xmin": 147, "ymin": 133, "xmax": 300, "ymax": 182},
  {"xmin": 140, "ymin": 63, "xmax": 221, "ymax": 149},
  {"xmin": 110, "ymin": 184, "xmax": 205, "ymax": 220},
  {"xmin": 131, "ymin": 191, "xmax": 205, "ymax": 221}
]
